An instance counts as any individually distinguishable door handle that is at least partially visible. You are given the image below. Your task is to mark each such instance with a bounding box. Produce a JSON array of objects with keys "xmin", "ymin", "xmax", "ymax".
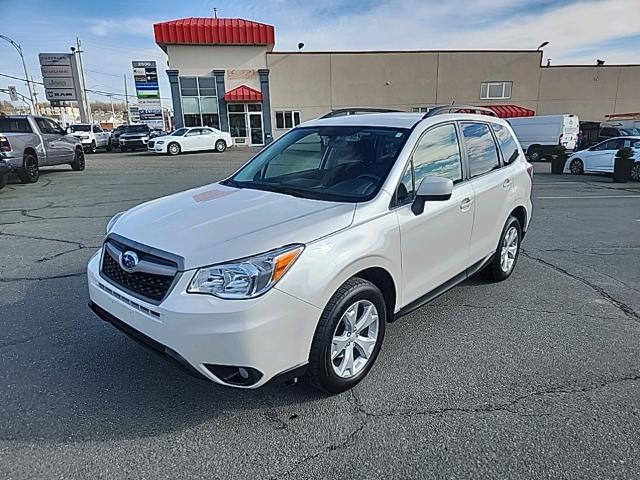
[
  {"xmin": 502, "ymin": 178, "xmax": 512, "ymax": 189},
  {"xmin": 460, "ymin": 197, "xmax": 473, "ymax": 211}
]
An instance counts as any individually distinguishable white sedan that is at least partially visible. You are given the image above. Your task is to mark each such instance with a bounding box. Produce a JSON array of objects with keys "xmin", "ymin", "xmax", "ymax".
[
  {"xmin": 564, "ymin": 136, "xmax": 640, "ymax": 180},
  {"xmin": 149, "ymin": 127, "xmax": 232, "ymax": 155}
]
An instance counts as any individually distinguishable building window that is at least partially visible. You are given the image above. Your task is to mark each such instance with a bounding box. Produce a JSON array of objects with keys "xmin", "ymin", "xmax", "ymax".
[
  {"xmin": 411, "ymin": 107, "xmax": 430, "ymax": 113},
  {"xmin": 480, "ymin": 81, "xmax": 512, "ymax": 100},
  {"xmin": 275, "ymin": 110, "xmax": 301, "ymax": 129},
  {"xmin": 179, "ymin": 76, "xmax": 219, "ymax": 128}
]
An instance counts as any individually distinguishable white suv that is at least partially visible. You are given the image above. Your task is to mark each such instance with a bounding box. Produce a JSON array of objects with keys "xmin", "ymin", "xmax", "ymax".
[{"xmin": 87, "ymin": 107, "xmax": 533, "ymax": 394}]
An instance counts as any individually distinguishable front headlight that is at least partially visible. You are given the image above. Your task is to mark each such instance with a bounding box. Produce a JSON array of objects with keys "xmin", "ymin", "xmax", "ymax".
[
  {"xmin": 156, "ymin": 140, "xmax": 165, "ymax": 145},
  {"xmin": 106, "ymin": 211, "xmax": 125, "ymax": 234},
  {"xmin": 188, "ymin": 244, "xmax": 304, "ymax": 299}
]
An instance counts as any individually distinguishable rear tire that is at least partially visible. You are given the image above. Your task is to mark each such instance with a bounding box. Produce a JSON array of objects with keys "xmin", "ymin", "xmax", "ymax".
[
  {"xmin": 71, "ymin": 148, "xmax": 85, "ymax": 171},
  {"xmin": 106, "ymin": 142, "xmax": 112, "ymax": 152},
  {"xmin": 168, "ymin": 142, "xmax": 181, "ymax": 156},
  {"xmin": 306, "ymin": 277, "xmax": 386, "ymax": 394},
  {"xmin": 528, "ymin": 146, "xmax": 543, "ymax": 162},
  {"xmin": 631, "ymin": 162, "xmax": 640, "ymax": 182},
  {"xmin": 215, "ymin": 140, "xmax": 227, "ymax": 153},
  {"xmin": 569, "ymin": 157, "xmax": 584, "ymax": 175},
  {"xmin": 18, "ymin": 153, "xmax": 39, "ymax": 183},
  {"xmin": 485, "ymin": 216, "xmax": 522, "ymax": 282}
]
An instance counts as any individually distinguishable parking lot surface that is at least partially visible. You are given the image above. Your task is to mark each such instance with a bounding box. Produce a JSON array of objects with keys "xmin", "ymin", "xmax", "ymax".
[{"xmin": 1, "ymin": 150, "xmax": 639, "ymax": 479}]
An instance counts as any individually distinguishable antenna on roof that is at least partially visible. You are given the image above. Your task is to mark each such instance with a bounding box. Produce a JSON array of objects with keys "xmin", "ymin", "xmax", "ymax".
[{"xmin": 213, "ymin": 7, "xmax": 218, "ymax": 18}]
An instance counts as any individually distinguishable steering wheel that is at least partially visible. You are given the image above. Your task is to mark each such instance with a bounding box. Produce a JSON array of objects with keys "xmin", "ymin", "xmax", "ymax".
[{"xmin": 356, "ymin": 174, "xmax": 381, "ymax": 184}]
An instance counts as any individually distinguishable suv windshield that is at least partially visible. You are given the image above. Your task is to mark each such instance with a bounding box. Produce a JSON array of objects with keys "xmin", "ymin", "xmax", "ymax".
[
  {"xmin": 69, "ymin": 125, "xmax": 91, "ymax": 132},
  {"xmin": 122, "ymin": 125, "xmax": 148, "ymax": 133},
  {"xmin": 225, "ymin": 126, "xmax": 409, "ymax": 202}
]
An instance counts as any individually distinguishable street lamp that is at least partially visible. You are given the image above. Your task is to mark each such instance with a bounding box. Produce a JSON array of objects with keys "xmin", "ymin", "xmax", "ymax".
[
  {"xmin": 0, "ymin": 34, "xmax": 37, "ymax": 114},
  {"xmin": 537, "ymin": 41, "xmax": 549, "ymax": 51}
]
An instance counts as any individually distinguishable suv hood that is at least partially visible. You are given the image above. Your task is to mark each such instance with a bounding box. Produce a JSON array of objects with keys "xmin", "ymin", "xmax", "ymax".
[{"xmin": 110, "ymin": 184, "xmax": 356, "ymax": 270}]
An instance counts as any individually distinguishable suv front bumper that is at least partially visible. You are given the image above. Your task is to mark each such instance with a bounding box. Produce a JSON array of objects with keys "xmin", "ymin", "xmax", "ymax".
[{"xmin": 87, "ymin": 250, "xmax": 320, "ymax": 388}]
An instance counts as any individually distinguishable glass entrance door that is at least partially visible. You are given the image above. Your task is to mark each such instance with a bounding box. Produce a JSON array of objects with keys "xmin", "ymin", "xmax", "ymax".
[{"xmin": 249, "ymin": 112, "xmax": 264, "ymax": 146}]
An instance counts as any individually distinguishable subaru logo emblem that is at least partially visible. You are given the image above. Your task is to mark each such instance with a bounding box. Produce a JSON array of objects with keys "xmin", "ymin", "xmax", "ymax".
[{"xmin": 120, "ymin": 251, "xmax": 139, "ymax": 272}]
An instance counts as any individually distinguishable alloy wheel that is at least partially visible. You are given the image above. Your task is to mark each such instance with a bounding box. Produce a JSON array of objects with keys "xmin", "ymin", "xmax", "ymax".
[
  {"xmin": 500, "ymin": 226, "xmax": 519, "ymax": 273},
  {"xmin": 331, "ymin": 300, "xmax": 380, "ymax": 379},
  {"xmin": 569, "ymin": 158, "xmax": 584, "ymax": 174},
  {"xmin": 631, "ymin": 162, "xmax": 640, "ymax": 182}
]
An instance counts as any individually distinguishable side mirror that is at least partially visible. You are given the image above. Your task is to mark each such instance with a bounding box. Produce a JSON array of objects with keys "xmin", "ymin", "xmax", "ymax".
[{"xmin": 412, "ymin": 176, "xmax": 453, "ymax": 215}]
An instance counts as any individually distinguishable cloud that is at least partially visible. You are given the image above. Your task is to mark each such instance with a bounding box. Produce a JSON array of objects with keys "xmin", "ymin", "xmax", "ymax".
[{"xmin": 88, "ymin": 18, "xmax": 158, "ymax": 38}]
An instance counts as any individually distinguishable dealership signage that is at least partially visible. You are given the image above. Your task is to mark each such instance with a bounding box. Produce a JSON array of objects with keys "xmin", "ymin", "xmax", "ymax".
[
  {"xmin": 39, "ymin": 53, "xmax": 79, "ymax": 102},
  {"xmin": 132, "ymin": 60, "xmax": 163, "ymax": 128}
]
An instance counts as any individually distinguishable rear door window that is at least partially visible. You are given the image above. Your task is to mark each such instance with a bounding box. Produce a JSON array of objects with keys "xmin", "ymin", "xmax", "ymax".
[
  {"xmin": 461, "ymin": 122, "xmax": 500, "ymax": 178},
  {"xmin": 491, "ymin": 123, "xmax": 519, "ymax": 166}
]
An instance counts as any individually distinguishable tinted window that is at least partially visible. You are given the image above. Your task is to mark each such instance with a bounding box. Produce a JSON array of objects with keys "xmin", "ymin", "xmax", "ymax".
[
  {"xmin": 412, "ymin": 124, "xmax": 462, "ymax": 186},
  {"xmin": 461, "ymin": 123, "xmax": 500, "ymax": 178},
  {"xmin": 123, "ymin": 125, "xmax": 148, "ymax": 133},
  {"xmin": 35, "ymin": 118, "xmax": 54, "ymax": 134},
  {"xmin": 595, "ymin": 139, "xmax": 621, "ymax": 151},
  {"xmin": 600, "ymin": 128, "xmax": 617, "ymax": 137},
  {"xmin": 70, "ymin": 125, "xmax": 91, "ymax": 132},
  {"xmin": 170, "ymin": 128, "xmax": 188, "ymax": 136},
  {"xmin": 46, "ymin": 119, "xmax": 63, "ymax": 134},
  {"xmin": 228, "ymin": 126, "xmax": 409, "ymax": 202},
  {"xmin": 491, "ymin": 123, "xmax": 519, "ymax": 165},
  {"xmin": 0, "ymin": 117, "xmax": 32, "ymax": 133},
  {"xmin": 92, "ymin": 125, "xmax": 101, "ymax": 133}
]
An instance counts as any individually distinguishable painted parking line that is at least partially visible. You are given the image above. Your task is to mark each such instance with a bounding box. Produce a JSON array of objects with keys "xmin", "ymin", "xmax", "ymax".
[
  {"xmin": 534, "ymin": 181, "xmax": 581, "ymax": 185},
  {"xmin": 536, "ymin": 195, "xmax": 640, "ymax": 199}
]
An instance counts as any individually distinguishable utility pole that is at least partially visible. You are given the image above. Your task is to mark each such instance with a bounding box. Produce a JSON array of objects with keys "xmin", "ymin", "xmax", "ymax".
[
  {"xmin": 75, "ymin": 37, "xmax": 91, "ymax": 123},
  {"xmin": 124, "ymin": 74, "xmax": 130, "ymax": 124},
  {"xmin": 0, "ymin": 35, "xmax": 37, "ymax": 114}
]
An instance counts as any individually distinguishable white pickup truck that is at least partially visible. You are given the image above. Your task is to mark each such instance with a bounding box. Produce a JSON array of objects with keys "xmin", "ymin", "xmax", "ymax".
[
  {"xmin": 68, "ymin": 123, "xmax": 111, "ymax": 153},
  {"xmin": 0, "ymin": 114, "xmax": 85, "ymax": 183}
]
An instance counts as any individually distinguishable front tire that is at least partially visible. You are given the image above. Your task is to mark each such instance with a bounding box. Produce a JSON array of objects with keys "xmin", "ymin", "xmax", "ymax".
[
  {"xmin": 71, "ymin": 148, "xmax": 85, "ymax": 171},
  {"xmin": 215, "ymin": 140, "xmax": 227, "ymax": 153},
  {"xmin": 485, "ymin": 216, "xmax": 522, "ymax": 282},
  {"xmin": 306, "ymin": 277, "xmax": 386, "ymax": 394},
  {"xmin": 528, "ymin": 147, "xmax": 543, "ymax": 162},
  {"xmin": 569, "ymin": 158, "xmax": 584, "ymax": 175},
  {"xmin": 0, "ymin": 172, "xmax": 8, "ymax": 190},
  {"xmin": 106, "ymin": 142, "xmax": 112, "ymax": 152},
  {"xmin": 168, "ymin": 142, "xmax": 181, "ymax": 156},
  {"xmin": 120, "ymin": 146, "xmax": 128, "ymax": 152},
  {"xmin": 631, "ymin": 162, "xmax": 640, "ymax": 182},
  {"xmin": 88, "ymin": 140, "xmax": 97, "ymax": 154},
  {"xmin": 18, "ymin": 153, "xmax": 39, "ymax": 183}
]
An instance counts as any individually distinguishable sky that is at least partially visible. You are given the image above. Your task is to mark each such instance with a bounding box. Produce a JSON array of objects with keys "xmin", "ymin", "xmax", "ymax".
[{"xmin": 1, "ymin": 0, "xmax": 639, "ymax": 110}]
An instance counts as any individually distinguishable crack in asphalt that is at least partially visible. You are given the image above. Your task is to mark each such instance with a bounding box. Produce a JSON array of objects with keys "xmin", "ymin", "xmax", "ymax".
[
  {"xmin": 269, "ymin": 374, "xmax": 640, "ymax": 478},
  {"xmin": 0, "ymin": 271, "xmax": 86, "ymax": 283},
  {"xmin": 521, "ymin": 250, "xmax": 640, "ymax": 321}
]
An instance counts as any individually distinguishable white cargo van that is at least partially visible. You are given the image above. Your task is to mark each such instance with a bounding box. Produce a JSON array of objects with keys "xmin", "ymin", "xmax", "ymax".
[{"xmin": 508, "ymin": 114, "xmax": 579, "ymax": 161}]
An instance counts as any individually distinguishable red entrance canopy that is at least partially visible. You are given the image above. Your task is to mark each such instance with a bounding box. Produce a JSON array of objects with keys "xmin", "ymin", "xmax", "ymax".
[
  {"xmin": 224, "ymin": 85, "xmax": 263, "ymax": 102},
  {"xmin": 485, "ymin": 104, "xmax": 535, "ymax": 118}
]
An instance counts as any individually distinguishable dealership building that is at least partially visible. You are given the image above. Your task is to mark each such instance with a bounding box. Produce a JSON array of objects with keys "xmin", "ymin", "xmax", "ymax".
[{"xmin": 153, "ymin": 17, "xmax": 640, "ymax": 146}]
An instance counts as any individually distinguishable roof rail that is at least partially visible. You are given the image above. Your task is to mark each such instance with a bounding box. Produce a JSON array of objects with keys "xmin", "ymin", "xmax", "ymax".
[
  {"xmin": 321, "ymin": 108, "xmax": 402, "ymax": 119},
  {"xmin": 423, "ymin": 105, "xmax": 497, "ymax": 119}
]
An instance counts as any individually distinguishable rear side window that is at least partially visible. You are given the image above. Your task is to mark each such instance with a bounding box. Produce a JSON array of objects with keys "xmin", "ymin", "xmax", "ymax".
[
  {"xmin": 0, "ymin": 118, "xmax": 32, "ymax": 133},
  {"xmin": 491, "ymin": 123, "xmax": 519, "ymax": 165},
  {"xmin": 461, "ymin": 122, "xmax": 500, "ymax": 178}
]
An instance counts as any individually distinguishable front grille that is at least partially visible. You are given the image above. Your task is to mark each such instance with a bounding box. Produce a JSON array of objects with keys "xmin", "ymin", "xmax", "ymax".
[{"xmin": 101, "ymin": 242, "xmax": 177, "ymax": 303}]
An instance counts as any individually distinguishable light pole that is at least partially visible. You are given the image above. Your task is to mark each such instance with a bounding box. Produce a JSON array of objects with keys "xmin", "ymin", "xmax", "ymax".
[{"xmin": 0, "ymin": 34, "xmax": 37, "ymax": 114}]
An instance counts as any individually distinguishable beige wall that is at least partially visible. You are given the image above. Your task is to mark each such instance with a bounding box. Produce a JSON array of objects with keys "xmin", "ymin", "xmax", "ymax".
[
  {"xmin": 167, "ymin": 44, "xmax": 268, "ymax": 90},
  {"xmin": 539, "ymin": 66, "xmax": 640, "ymax": 120}
]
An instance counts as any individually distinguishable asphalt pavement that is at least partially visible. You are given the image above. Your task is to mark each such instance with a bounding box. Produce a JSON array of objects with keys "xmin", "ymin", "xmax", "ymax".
[{"xmin": 1, "ymin": 150, "xmax": 639, "ymax": 479}]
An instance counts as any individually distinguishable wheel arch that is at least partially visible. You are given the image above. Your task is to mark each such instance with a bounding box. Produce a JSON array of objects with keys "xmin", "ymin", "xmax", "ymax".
[
  {"xmin": 23, "ymin": 147, "xmax": 38, "ymax": 161},
  {"xmin": 509, "ymin": 205, "xmax": 528, "ymax": 236},
  {"xmin": 352, "ymin": 267, "xmax": 396, "ymax": 323}
]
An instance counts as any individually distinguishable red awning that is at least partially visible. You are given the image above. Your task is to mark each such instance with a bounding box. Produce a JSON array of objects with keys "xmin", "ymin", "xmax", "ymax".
[
  {"xmin": 485, "ymin": 104, "xmax": 535, "ymax": 118},
  {"xmin": 154, "ymin": 18, "xmax": 275, "ymax": 51},
  {"xmin": 224, "ymin": 85, "xmax": 263, "ymax": 102}
]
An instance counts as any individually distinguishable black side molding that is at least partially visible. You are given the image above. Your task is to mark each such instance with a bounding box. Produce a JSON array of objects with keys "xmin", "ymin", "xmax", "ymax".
[
  {"xmin": 88, "ymin": 301, "xmax": 209, "ymax": 382},
  {"xmin": 393, "ymin": 254, "xmax": 494, "ymax": 321}
]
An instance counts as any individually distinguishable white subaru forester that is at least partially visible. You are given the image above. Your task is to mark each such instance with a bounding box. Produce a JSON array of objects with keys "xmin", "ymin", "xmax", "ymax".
[{"xmin": 87, "ymin": 107, "xmax": 533, "ymax": 394}]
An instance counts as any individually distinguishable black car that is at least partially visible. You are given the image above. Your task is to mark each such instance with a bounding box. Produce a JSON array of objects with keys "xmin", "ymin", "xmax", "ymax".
[
  {"xmin": 109, "ymin": 125, "xmax": 127, "ymax": 150},
  {"xmin": 0, "ymin": 159, "xmax": 11, "ymax": 191},
  {"xmin": 118, "ymin": 124, "xmax": 160, "ymax": 152},
  {"xmin": 597, "ymin": 125, "xmax": 640, "ymax": 143}
]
